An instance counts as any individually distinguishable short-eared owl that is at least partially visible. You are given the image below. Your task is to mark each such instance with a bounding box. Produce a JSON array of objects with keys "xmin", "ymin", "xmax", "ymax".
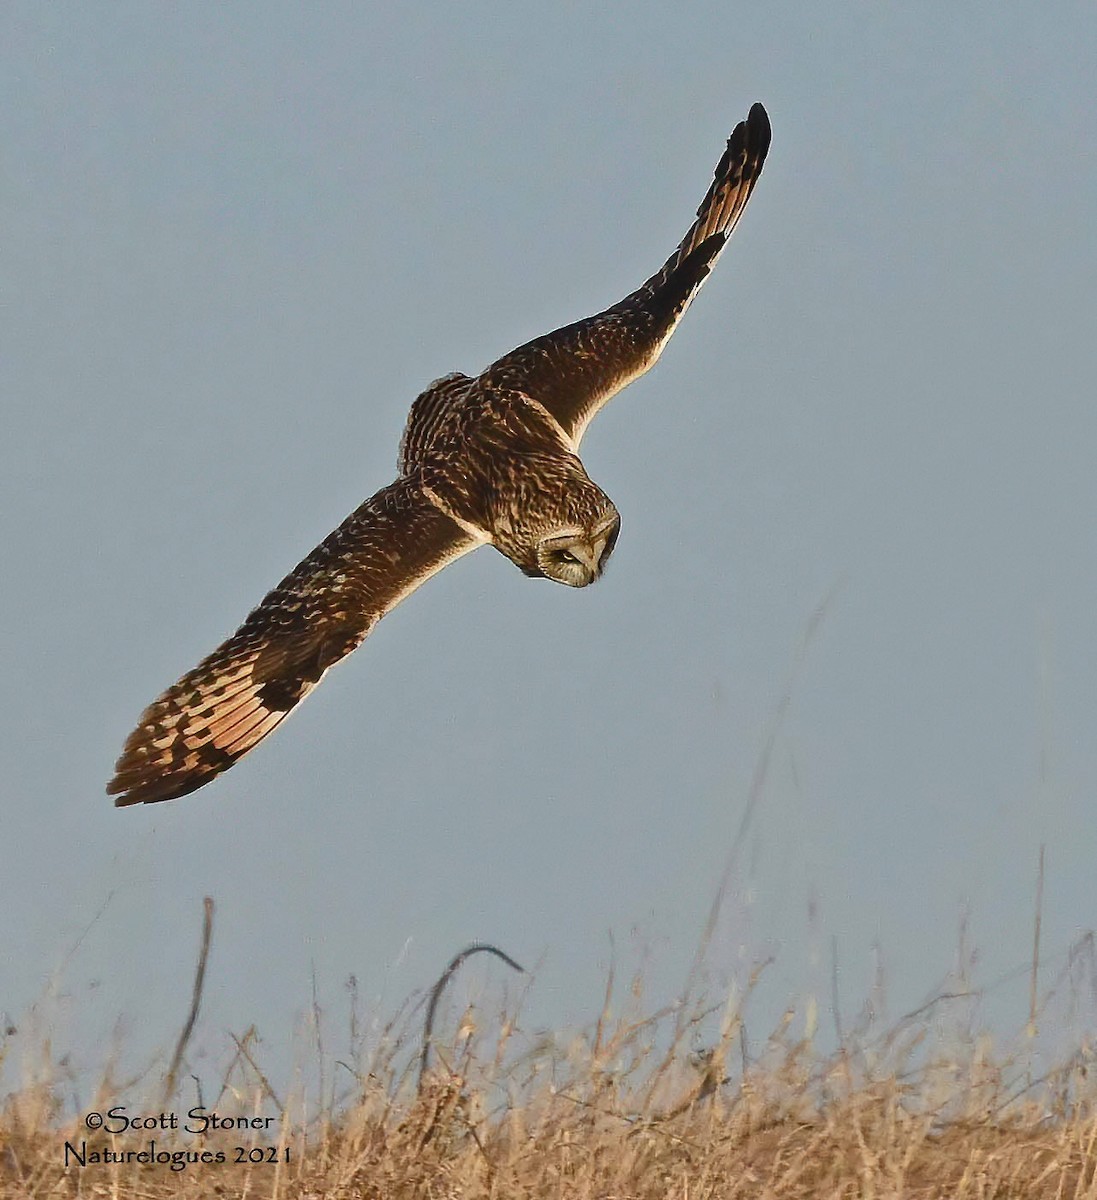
[{"xmin": 109, "ymin": 103, "xmax": 771, "ymax": 806}]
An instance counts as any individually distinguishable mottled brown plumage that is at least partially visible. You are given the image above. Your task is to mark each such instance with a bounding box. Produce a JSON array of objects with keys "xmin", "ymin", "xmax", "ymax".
[{"xmin": 108, "ymin": 103, "xmax": 770, "ymax": 806}]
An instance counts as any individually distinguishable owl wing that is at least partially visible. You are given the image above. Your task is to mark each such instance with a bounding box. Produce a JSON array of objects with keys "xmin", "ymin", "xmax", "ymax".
[
  {"xmin": 108, "ymin": 478, "xmax": 481, "ymax": 806},
  {"xmin": 481, "ymin": 102, "xmax": 770, "ymax": 447},
  {"xmin": 398, "ymin": 372, "xmax": 474, "ymax": 473}
]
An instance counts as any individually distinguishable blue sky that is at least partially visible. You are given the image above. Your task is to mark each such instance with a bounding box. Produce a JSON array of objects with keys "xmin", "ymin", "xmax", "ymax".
[{"xmin": 4, "ymin": 3, "xmax": 1096, "ymax": 1089}]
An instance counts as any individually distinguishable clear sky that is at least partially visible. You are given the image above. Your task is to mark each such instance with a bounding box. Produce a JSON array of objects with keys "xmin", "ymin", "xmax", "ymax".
[{"xmin": 4, "ymin": 4, "xmax": 1096, "ymax": 1089}]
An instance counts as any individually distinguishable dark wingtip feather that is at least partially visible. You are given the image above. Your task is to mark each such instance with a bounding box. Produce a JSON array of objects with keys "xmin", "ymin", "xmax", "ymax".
[
  {"xmin": 746, "ymin": 103, "xmax": 772, "ymax": 170},
  {"xmin": 716, "ymin": 101, "xmax": 771, "ymax": 197},
  {"xmin": 748, "ymin": 102, "xmax": 771, "ymax": 140},
  {"xmin": 108, "ymin": 766, "xmax": 219, "ymax": 806},
  {"xmin": 107, "ymin": 756, "xmax": 204, "ymax": 806}
]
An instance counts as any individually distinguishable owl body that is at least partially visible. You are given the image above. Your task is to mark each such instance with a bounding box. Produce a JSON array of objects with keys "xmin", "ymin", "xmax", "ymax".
[
  {"xmin": 108, "ymin": 103, "xmax": 770, "ymax": 806},
  {"xmin": 407, "ymin": 378, "xmax": 618, "ymax": 578}
]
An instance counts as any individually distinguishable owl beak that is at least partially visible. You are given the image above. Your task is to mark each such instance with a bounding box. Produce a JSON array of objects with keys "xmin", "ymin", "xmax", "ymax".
[{"xmin": 580, "ymin": 540, "xmax": 607, "ymax": 580}]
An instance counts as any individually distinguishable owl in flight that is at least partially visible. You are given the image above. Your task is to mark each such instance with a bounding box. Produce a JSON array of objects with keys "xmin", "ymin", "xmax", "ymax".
[{"xmin": 109, "ymin": 103, "xmax": 771, "ymax": 806}]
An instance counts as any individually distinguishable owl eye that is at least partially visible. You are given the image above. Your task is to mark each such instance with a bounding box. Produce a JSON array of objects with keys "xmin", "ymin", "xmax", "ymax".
[{"xmin": 559, "ymin": 550, "xmax": 580, "ymax": 565}]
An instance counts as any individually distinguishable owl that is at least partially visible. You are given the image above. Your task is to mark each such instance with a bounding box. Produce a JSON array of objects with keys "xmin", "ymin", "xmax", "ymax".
[{"xmin": 109, "ymin": 103, "xmax": 771, "ymax": 806}]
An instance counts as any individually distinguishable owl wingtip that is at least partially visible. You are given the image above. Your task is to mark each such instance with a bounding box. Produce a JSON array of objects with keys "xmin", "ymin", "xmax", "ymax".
[{"xmin": 743, "ymin": 102, "xmax": 772, "ymax": 153}]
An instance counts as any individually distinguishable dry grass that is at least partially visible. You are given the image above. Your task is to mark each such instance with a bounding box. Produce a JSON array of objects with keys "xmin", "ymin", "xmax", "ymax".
[
  {"xmin": 3, "ymin": 760, "xmax": 1094, "ymax": 1199},
  {"xmin": 8, "ymin": 609, "xmax": 1091, "ymax": 1193},
  {"xmin": 3, "ymin": 938, "xmax": 1097, "ymax": 1199}
]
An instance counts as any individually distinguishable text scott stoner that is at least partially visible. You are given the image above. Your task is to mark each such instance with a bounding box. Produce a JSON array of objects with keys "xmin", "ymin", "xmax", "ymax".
[{"xmin": 84, "ymin": 1106, "xmax": 277, "ymax": 1134}]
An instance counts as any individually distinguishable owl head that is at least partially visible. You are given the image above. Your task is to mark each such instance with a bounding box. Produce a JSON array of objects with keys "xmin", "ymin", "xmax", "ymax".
[
  {"xmin": 479, "ymin": 451, "xmax": 620, "ymax": 587},
  {"xmin": 534, "ymin": 507, "xmax": 620, "ymax": 587}
]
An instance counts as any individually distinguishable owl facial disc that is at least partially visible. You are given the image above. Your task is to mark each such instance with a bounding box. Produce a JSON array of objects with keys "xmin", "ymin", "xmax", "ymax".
[{"xmin": 536, "ymin": 510, "xmax": 620, "ymax": 587}]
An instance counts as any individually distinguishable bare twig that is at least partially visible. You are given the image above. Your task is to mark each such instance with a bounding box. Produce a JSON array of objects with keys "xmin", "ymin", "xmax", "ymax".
[
  {"xmin": 228, "ymin": 1030, "xmax": 284, "ymax": 1112},
  {"xmin": 592, "ymin": 931, "xmax": 616, "ymax": 1064},
  {"xmin": 681, "ymin": 581, "xmax": 840, "ymax": 1027},
  {"xmin": 311, "ymin": 959, "xmax": 327, "ymax": 1116},
  {"xmin": 161, "ymin": 896, "xmax": 214, "ymax": 1107},
  {"xmin": 417, "ymin": 943, "xmax": 525, "ymax": 1092},
  {"xmin": 831, "ymin": 934, "xmax": 844, "ymax": 1045},
  {"xmin": 1028, "ymin": 843, "xmax": 1045, "ymax": 1038}
]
